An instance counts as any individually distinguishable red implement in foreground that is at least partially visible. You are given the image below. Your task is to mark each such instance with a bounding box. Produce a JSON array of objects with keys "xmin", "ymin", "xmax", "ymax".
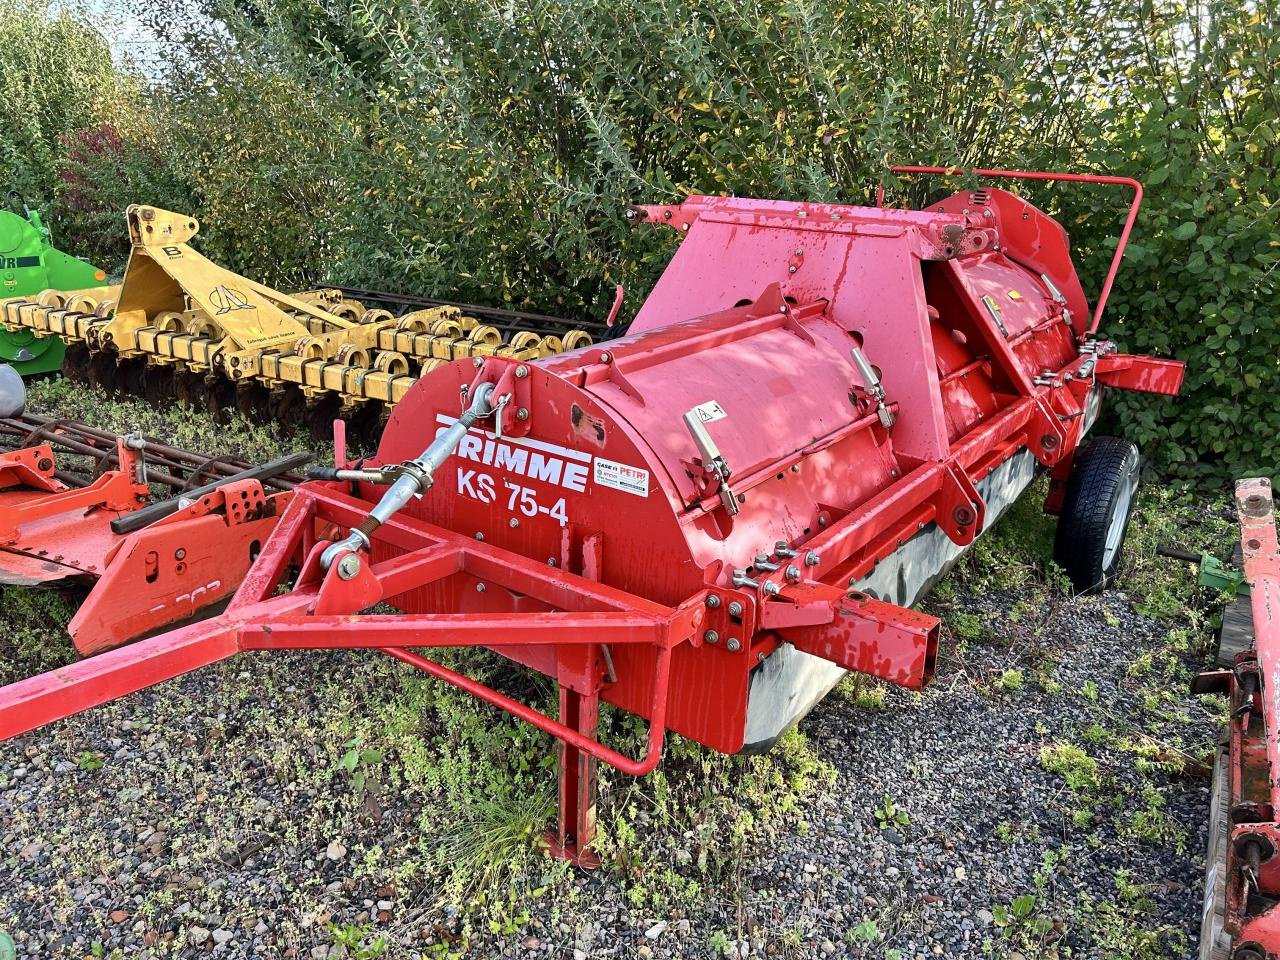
[
  {"xmin": 0, "ymin": 172, "xmax": 1184, "ymax": 862},
  {"xmin": 0, "ymin": 418, "xmax": 308, "ymax": 652},
  {"xmin": 1199, "ymin": 480, "xmax": 1280, "ymax": 960}
]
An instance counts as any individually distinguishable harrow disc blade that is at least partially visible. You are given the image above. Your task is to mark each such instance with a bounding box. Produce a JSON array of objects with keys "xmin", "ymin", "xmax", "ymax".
[
  {"xmin": 85, "ymin": 353, "xmax": 118, "ymax": 392},
  {"xmin": 142, "ymin": 365, "xmax": 175, "ymax": 406},
  {"xmin": 61, "ymin": 343, "xmax": 91, "ymax": 382}
]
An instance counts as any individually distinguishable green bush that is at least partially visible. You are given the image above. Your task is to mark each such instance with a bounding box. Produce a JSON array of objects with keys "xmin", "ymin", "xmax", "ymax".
[{"xmin": 2, "ymin": 0, "xmax": 1276, "ymax": 479}]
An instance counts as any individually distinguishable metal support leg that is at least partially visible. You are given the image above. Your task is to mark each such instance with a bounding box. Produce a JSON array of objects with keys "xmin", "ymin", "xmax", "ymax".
[{"xmin": 545, "ymin": 685, "xmax": 601, "ymax": 868}]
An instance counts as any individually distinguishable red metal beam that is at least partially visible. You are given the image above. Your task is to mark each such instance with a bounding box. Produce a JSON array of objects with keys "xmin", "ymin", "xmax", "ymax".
[
  {"xmin": 384, "ymin": 644, "xmax": 672, "ymax": 777},
  {"xmin": 891, "ymin": 165, "xmax": 1143, "ymax": 335},
  {"xmin": 241, "ymin": 612, "xmax": 672, "ymax": 649}
]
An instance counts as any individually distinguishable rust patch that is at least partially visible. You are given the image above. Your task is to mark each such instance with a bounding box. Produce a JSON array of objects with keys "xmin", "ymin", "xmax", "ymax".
[{"xmin": 570, "ymin": 404, "xmax": 607, "ymax": 448}]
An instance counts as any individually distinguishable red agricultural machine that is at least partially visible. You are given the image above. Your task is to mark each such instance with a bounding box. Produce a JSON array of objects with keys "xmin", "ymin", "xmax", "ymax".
[
  {"xmin": 1197, "ymin": 480, "xmax": 1280, "ymax": 960},
  {"xmin": 0, "ymin": 169, "xmax": 1183, "ymax": 864},
  {"xmin": 0, "ymin": 413, "xmax": 308, "ymax": 651}
]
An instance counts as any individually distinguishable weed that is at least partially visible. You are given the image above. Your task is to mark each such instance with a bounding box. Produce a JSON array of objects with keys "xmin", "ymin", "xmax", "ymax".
[
  {"xmin": 873, "ymin": 795, "xmax": 909, "ymax": 830},
  {"xmin": 948, "ymin": 611, "xmax": 984, "ymax": 641},
  {"xmin": 995, "ymin": 669, "xmax": 1023, "ymax": 693},
  {"xmin": 835, "ymin": 674, "xmax": 887, "ymax": 710},
  {"xmin": 77, "ymin": 751, "xmax": 104, "ymax": 772},
  {"xmin": 848, "ymin": 919, "xmax": 879, "ymax": 942},
  {"xmin": 1039, "ymin": 743, "xmax": 1100, "ymax": 794},
  {"xmin": 993, "ymin": 894, "xmax": 1052, "ymax": 938},
  {"xmin": 336, "ymin": 737, "xmax": 384, "ymax": 794},
  {"xmin": 326, "ymin": 922, "xmax": 387, "ymax": 959}
]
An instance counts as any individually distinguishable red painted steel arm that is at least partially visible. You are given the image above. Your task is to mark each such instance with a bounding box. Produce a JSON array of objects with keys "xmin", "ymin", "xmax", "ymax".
[
  {"xmin": 0, "ymin": 618, "xmax": 240, "ymax": 740},
  {"xmin": 1239, "ymin": 478, "xmax": 1280, "ymax": 813},
  {"xmin": 241, "ymin": 612, "xmax": 671, "ymax": 649},
  {"xmin": 1093, "ymin": 353, "xmax": 1184, "ymax": 396},
  {"xmin": 384, "ymin": 644, "xmax": 673, "ymax": 776},
  {"xmin": 891, "ymin": 166, "xmax": 1143, "ymax": 335}
]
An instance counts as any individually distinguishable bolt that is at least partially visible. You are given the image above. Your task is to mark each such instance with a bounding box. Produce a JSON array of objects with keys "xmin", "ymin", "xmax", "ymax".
[
  {"xmin": 600, "ymin": 351, "xmax": 612, "ymax": 363},
  {"xmin": 786, "ymin": 565, "xmax": 801, "ymax": 582},
  {"xmin": 547, "ymin": 557, "xmax": 557, "ymax": 566},
  {"xmin": 704, "ymin": 629, "xmax": 720, "ymax": 644},
  {"xmin": 476, "ymin": 582, "xmax": 486, "ymax": 593},
  {"xmin": 818, "ymin": 516, "xmax": 828, "ymax": 527},
  {"xmin": 516, "ymin": 407, "xmax": 529, "ymax": 420},
  {"xmin": 794, "ymin": 248, "xmax": 803, "ymax": 256},
  {"xmin": 1041, "ymin": 434, "xmax": 1059, "ymax": 450},
  {"xmin": 728, "ymin": 601, "xmax": 744, "ymax": 617},
  {"xmin": 788, "ymin": 265, "xmax": 797, "ymax": 274},
  {"xmin": 175, "ymin": 548, "xmax": 187, "ymax": 560},
  {"xmin": 509, "ymin": 517, "xmax": 519, "ymax": 528},
  {"xmin": 475, "ymin": 532, "xmax": 485, "ymax": 541},
  {"xmin": 953, "ymin": 504, "xmax": 977, "ymax": 527},
  {"xmin": 726, "ymin": 638, "xmax": 742, "ymax": 652},
  {"xmin": 336, "ymin": 553, "xmax": 361, "ymax": 580},
  {"xmin": 515, "ymin": 365, "xmax": 529, "ymax": 379},
  {"xmin": 473, "ymin": 357, "xmax": 484, "ymax": 368},
  {"xmin": 705, "ymin": 594, "xmax": 722, "ymax": 609},
  {"xmin": 757, "ymin": 652, "xmax": 766, "ymax": 662},
  {"xmin": 774, "ymin": 542, "xmax": 798, "ymax": 557},
  {"xmin": 763, "ymin": 582, "xmax": 782, "ymax": 596},
  {"xmin": 804, "ymin": 551, "xmax": 820, "ymax": 566}
]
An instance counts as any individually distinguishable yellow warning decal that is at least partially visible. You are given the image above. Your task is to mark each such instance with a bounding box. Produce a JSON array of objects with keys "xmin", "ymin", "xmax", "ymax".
[{"xmin": 1008, "ymin": 289, "xmax": 1023, "ymax": 301}]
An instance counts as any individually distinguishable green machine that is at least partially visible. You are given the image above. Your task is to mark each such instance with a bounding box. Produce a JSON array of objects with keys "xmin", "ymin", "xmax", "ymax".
[{"xmin": 0, "ymin": 191, "xmax": 106, "ymax": 375}]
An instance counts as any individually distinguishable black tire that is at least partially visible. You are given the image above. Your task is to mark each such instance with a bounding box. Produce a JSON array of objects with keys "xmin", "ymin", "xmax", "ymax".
[{"xmin": 1053, "ymin": 436, "xmax": 1141, "ymax": 593}]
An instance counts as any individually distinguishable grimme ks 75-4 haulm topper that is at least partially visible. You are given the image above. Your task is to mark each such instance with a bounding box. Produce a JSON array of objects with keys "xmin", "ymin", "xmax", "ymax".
[{"xmin": 0, "ymin": 169, "xmax": 1183, "ymax": 866}]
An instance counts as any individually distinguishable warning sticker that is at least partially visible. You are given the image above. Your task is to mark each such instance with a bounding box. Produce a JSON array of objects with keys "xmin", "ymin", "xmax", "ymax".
[
  {"xmin": 691, "ymin": 400, "xmax": 727, "ymax": 423},
  {"xmin": 594, "ymin": 457, "xmax": 650, "ymax": 497}
]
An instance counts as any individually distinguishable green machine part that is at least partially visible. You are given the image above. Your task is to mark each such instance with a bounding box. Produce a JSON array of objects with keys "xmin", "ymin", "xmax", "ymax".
[{"xmin": 0, "ymin": 192, "xmax": 106, "ymax": 375}]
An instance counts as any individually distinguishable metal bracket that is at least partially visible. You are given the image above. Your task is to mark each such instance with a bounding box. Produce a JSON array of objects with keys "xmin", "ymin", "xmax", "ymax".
[
  {"xmin": 850, "ymin": 347, "xmax": 895, "ymax": 430},
  {"xmin": 682, "ymin": 407, "xmax": 739, "ymax": 516}
]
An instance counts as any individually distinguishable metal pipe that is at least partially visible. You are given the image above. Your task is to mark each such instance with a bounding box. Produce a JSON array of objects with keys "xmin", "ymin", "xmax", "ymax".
[
  {"xmin": 383, "ymin": 643, "xmax": 671, "ymax": 776},
  {"xmin": 110, "ymin": 452, "xmax": 314, "ymax": 534},
  {"xmin": 890, "ymin": 166, "xmax": 1144, "ymax": 336},
  {"xmin": 320, "ymin": 382, "xmax": 496, "ymax": 568}
]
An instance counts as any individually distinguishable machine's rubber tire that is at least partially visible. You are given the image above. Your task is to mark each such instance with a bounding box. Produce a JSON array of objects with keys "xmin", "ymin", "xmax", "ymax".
[{"xmin": 1053, "ymin": 436, "xmax": 1141, "ymax": 593}]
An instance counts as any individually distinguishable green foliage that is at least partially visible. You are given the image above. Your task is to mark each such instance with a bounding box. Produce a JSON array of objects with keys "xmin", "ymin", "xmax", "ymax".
[
  {"xmin": 1040, "ymin": 743, "xmax": 1100, "ymax": 795},
  {"xmin": 0, "ymin": 584, "xmax": 76, "ymax": 684},
  {"xmin": 325, "ymin": 922, "xmax": 386, "ymax": 959},
  {"xmin": 2, "ymin": 0, "xmax": 1277, "ymax": 477},
  {"xmin": 0, "ymin": 0, "xmax": 123, "ymax": 209},
  {"xmin": 995, "ymin": 669, "xmax": 1024, "ymax": 693},
  {"xmin": 336, "ymin": 738, "xmax": 384, "ymax": 795},
  {"xmin": 873, "ymin": 795, "xmax": 909, "ymax": 830}
]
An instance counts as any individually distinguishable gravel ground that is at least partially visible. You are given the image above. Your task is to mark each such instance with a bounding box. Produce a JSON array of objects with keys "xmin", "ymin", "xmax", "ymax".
[{"xmin": 0, "ymin": 382, "xmax": 1232, "ymax": 959}]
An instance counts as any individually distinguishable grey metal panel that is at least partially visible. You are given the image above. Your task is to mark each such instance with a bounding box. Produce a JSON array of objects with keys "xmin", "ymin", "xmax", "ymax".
[{"xmin": 741, "ymin": 448, "xmax": 1038, "ymax": 753}]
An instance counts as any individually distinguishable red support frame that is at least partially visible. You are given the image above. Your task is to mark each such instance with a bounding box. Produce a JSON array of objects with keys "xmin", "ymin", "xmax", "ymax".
[
  {"xmin": 889, "ymin": 166, "xmax": 1144, "ymax": 336},
  {"xmin": 0, "ymin": 485, "xmax": 697, "ymax": 860}
]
